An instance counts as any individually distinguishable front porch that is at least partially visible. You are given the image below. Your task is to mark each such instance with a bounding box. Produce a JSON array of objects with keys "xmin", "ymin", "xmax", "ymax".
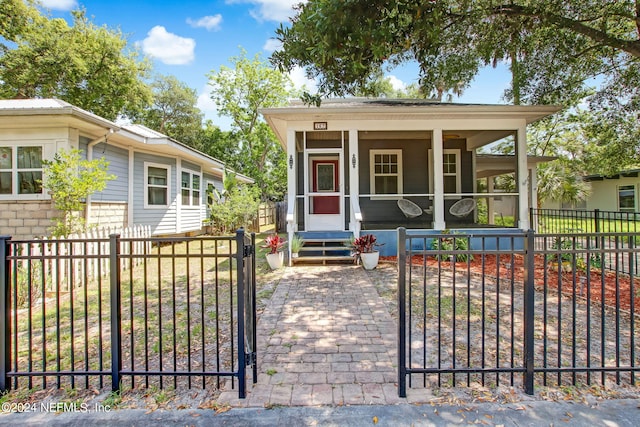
[{"xmin": 261, "ymin": 99, "xmax": 561, "ymax": 260}]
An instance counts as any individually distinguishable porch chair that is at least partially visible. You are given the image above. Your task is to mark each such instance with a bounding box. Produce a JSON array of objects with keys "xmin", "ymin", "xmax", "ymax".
[
  {"xmin": 397, "ymin": 199, "xmax": 424, "ymax": 218},
  {"xmin": 449, "ymin": 198, "xmax": 476, "ymax": 218}
]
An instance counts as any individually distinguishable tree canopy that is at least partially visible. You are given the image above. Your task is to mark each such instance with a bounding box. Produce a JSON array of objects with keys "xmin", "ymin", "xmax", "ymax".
[
  {"xmin": 0, "ymin": 1, "xmax": 152, "ymax": 120},
  {"xmin": 134, "ymin": 74, "xmax": 204, "ymax": 147},
  {"xmin": 207, "ymin": 50, "xmax": 297, "ymax": 201},
  {"xmin": 273, "ymin": 0, "xmax": 640, "ymax": 170}
]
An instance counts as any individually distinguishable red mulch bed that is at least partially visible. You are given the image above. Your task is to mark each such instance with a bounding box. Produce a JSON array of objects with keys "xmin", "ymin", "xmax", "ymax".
[{"xmin": 382, "ymin": 254, "xmax": 640, "ymax": 313}]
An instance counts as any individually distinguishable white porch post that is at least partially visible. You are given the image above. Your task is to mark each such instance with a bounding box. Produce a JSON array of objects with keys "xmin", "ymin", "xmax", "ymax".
[
  {"xmin": 433, "ymin": 128, "xmax": 446, "ymax": 229},
  {"xmin": 529, "ymin": 166, "xmax": 538, "ymax": 231},
  {"xmin": 516, "ymin": 125, "xmax": 530, "ymax": 230},
  {"xmin": 286, "ymin": 129, "xmax": 297, "ymax": 264},
  {"xmin": 348, "ymin": 129, "xmax": 361, "ymax": 236},
  {"xmin": 487, "ymin": 177, "xmax": 495, "ymax": 225}
]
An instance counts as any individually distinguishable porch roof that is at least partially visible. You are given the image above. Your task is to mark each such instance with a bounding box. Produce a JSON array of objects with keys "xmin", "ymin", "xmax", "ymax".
[
  {"xmin": 476, "ymin": 154, "xmax": 557, "ymax": 178},
  {"xmin": 261, "ymin": 98, "xmax": 562, "ymax": 148}
]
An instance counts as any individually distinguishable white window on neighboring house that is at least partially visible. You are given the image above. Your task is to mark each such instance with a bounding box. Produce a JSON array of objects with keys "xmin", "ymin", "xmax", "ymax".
[
  {"xmin": 370, "ymin": 149, "xmax": 403, "ymax": 199},
  {"xmin": 181, "ymin": 170, "xmax": 201, "ymax": 207},
  {"xmin": 618, "ymin": 184, "xmax": 636, "ymax": 212},
  {"xmin": 443, "ymin": 150, "xmax": 461, "ymax": 195},
  {"xmin": 0, "ymin": 145, "xmax": 44, "ymax": 197},
  {"xmin": 145, "ymin": 163, "xmax": 170, "ymax": 208}
]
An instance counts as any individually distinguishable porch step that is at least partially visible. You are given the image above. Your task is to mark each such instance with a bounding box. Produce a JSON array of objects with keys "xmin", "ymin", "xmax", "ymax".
[{"xmin": 292, "ymin": 231, "xmax": 354, "ymax": 265}]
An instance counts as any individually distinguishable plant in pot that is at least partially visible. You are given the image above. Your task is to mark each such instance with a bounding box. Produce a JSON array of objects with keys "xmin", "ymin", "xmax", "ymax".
[
  {"xmin": 352, "ymin": 234, "xmax": 383, "ymax": 270},
  {"xmin": 289, "ymin": 234, "xmax": 304, "ymax": 258},
  {"xmin": 262, "ymin": 234, "xmax": 287, "ymax": 270}
]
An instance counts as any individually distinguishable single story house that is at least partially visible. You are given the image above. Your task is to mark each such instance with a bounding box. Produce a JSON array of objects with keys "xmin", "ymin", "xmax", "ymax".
[
  {"xmin": 544, "ymin": 169, "xmax": 640, "ymax": 213},
  {"xmin": 0, "ymin": 98, "xmax": 252, "ymax": 239},
  {"xmin": 260, "ymin": 98, "xmax": 560, "ymax": 257}
]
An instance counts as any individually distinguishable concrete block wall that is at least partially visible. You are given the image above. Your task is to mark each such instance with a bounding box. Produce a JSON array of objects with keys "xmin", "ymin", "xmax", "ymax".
[
  {"xmin": 87, "ymin": 202, "xmax": 128, "ymax": 230},
  {"xmin": 0, "ymin": 201, "xmax": 57, "ymax": 239}
]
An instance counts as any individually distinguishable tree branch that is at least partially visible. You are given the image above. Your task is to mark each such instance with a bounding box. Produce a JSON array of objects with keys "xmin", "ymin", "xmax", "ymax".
[{"xmin": 491, "ymin": 3, "xmax": 640, "ymax": 58}]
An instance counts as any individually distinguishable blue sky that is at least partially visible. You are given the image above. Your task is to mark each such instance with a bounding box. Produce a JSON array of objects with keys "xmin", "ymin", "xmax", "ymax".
[{"xmin": 41, "ymin": 0, "xmax": 510, "ymax": 129}]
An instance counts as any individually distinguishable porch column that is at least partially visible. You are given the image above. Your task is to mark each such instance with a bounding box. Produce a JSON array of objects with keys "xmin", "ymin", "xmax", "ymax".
[
  {"xmin": 529, "ymin": 166, "xmax": 538, "ymax": 231},
  {"xmin": 487, "ymin": 177, "xmax": 495, "ymax": 225},
  {"xmin": 348, "ymin": 129, "xmax": 361, "ymax": 236},
  {"xmin": 433, "ymin": 128, "xmax": 446, "ymax": 229},
  {"xmin": 516, "ymin": 125, "xmax": 530, "ymax": 230},
  {"xmin": 286, "ymin": 129, "xmax": 297, "ymax": 234}
]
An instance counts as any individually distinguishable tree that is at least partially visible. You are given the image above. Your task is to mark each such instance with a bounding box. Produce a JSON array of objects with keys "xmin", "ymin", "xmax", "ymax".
[
  {"xmin": 0, "ymin": 4, "xmax": 152, "ymax": 120},
  {"xmin": 42, "ymin": 149, "xmax": 116, "ymax": 237},
  {"xmin": 273, "ymin": 1, "xmax": 640, "ymax": 167},
  {"xmin": 207, "ymin": 50, "xmax": 297, "ymax": 201},
  {"xmin": 134, "ymin": 74, "xmax": 204, "ymax": 147}
]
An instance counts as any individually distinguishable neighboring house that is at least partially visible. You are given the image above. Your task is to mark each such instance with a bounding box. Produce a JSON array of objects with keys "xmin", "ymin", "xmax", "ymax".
[
  {"xmin": 260, "ymin": 98, "xmax": 559, "ymax": 255},
  {"xmin": 544, "ymin": 169, "xmax": 640, "ymax": 213},
  {"xmin": 0, "ymin": 99, "xmax": 252, "ymax": 239}
]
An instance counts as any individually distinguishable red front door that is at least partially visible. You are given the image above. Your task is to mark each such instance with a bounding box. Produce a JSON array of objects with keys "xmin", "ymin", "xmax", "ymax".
[{"xmin": 312, "ymin": 160, "xmax": 339, "ymax": 214}]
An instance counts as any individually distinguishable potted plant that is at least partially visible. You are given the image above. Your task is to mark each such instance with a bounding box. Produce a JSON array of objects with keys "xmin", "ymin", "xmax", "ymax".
[
  {"xmin": 290, "ymin": 234, "xmax": 304, "ymax": 258},
  {"xmin": 352, "ymin": 234, "xmax": 382, "ymax": 270},
  {"xmin": 262, "ymin": 234, "xmax": 287, "ymax": 270}
]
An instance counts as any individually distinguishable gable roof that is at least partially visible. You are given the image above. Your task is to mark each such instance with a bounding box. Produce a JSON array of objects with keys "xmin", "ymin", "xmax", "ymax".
[{"xmin": 0, "ymin": 99, "xmax": 253, "ymax": 183}]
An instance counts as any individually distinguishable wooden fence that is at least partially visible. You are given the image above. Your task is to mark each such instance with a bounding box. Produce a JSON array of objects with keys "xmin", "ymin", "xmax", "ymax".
[
  {"xmin": 14, "ymin": 225, "xmax": 152, "ymax": 293},
  {"xmin": 252, "ymin": 202, "xmax": 276, "ymax": 231}
]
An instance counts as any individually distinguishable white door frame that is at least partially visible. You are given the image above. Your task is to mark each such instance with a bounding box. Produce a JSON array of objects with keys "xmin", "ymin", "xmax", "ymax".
[{"xmin": 304, "ymin": 148, "xmax": 344, "ymax": 231}]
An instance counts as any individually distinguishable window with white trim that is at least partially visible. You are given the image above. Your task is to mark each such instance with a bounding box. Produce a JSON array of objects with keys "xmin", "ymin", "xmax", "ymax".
[
  {"xmin": 370, "ymin": 149, "xmax": 402, "ymax": 199},
  {"xmin": 443, "ymin": 149, "xmax": 461, "ymax": 194},
  {"xmin": 618, "ymin": 184, "xmax": 635, "ymax": 212},
  {"xmin": 181, "ymin": 170, "xmax": 201, "ymax": 206},
  {"xmin": 145, "ymin": 163, "xmax": 170, "ymax": 207},
  {"xmin": 0, "ymin": 146, "xmax": 43, "ymax": 196}
]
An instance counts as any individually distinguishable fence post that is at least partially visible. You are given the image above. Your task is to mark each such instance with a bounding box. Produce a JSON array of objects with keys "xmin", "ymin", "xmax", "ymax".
[
  {"xmin": 397, "ymin": 227, "xmax": 407, "ymax": 398},
  {"xmin": 523, "ymin": 230, "xmax": 535, "ymax": 394},
  {"xmin": 236, "ymin": 229, "xmax": 247, "ymax": 398},
  {"xmin": 250, "ymin": 232, "xmax": 258, "ymax": 385},
  {"xmin": 0, "ymin": 236, "xmax": 11, "ymax": 393},
  {"xmin": 109, "ymin": 234, "xmax": 122, "ymax": 391}
]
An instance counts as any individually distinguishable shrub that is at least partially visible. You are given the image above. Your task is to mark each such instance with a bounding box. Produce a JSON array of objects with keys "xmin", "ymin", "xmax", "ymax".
[
  {"xmin": 431, "ymin": 231, "xmax": 473, "ymax": 262},
  {"xmin": 206, "ymin": 184, "xmax": 260, "ymax": 233}
]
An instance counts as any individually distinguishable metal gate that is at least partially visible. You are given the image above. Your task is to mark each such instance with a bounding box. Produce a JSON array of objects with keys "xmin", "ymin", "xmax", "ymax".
[{"xmin": 0, "ymin": 229, "xmax": 257, "ymax": 398}]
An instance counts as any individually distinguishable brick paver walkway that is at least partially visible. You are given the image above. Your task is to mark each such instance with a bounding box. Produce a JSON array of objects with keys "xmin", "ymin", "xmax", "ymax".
[{"xmin": 218, "ymin": 265, "xmax": 408, "ymax": 407}]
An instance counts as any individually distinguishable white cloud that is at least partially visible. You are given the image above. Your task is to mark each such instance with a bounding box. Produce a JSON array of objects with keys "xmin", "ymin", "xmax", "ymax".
[
  {"xmin": 288, "ymin": 66, "xmax": 317, "ymax": 93},
  {"xmin": 227, "ymin": 0, "xmax": 303, "ymax": 23},
  {"xmin": 39, "ymin": 0, "xmax": 77, "ymax": 10},
  {"xmin": 388, "ymin": 75, "xmax": 406, "ymax": 92},
  {"xmin": 187, "ymin": 15, "xmax": 223, "ymax": 31},
  {"xmin": 141, "ymin": 26, "xmax": 195, "ymax": 65},
  {"xmin": 263, "ymin": 38, "xmax": 282, "ymax": 52}
]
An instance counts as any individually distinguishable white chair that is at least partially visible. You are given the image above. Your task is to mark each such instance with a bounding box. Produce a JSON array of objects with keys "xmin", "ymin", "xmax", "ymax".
[
  {"xmin": 397, "ymin": 199, "xmax": 423, "ymax": 218},
  {"xmin": 449, "ymin": 198, "xmax": 476, "ymax": 218}
]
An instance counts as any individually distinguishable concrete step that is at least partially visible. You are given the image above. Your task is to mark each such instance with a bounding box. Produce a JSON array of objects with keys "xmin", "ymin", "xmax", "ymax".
[
  {"xmin": 292, "ymin": 255, "xmax": 354, "ymax": 263},
  {"xmin": 299, "ymin": 245, "xmax": 350, "ymax": 252}
]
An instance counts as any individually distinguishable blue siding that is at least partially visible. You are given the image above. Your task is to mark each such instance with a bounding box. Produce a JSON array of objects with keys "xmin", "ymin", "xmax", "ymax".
[
  {"xmin": 369, "ymin": 228, "xmax": 524, "ymax": 256},
  {"xmin": 92, "ymin": 142, "xmax": 128, "ymax": 202},
  {"xmin": 133, "ymin": 152, "xmax": 177, "ymax": 235}
]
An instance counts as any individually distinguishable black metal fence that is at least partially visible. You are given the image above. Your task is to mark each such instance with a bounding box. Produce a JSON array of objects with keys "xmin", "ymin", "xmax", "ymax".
[
  {"xmin": 0, "ymin": 229, "xmax": 256, "ymax": 398},
  {"xmin": 397, "ymin": 228, "xmax": 639, "ymax": 397},
  {"xmin": 531, "ymin": 208, "xmax": 640, "ymax": 234}
]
